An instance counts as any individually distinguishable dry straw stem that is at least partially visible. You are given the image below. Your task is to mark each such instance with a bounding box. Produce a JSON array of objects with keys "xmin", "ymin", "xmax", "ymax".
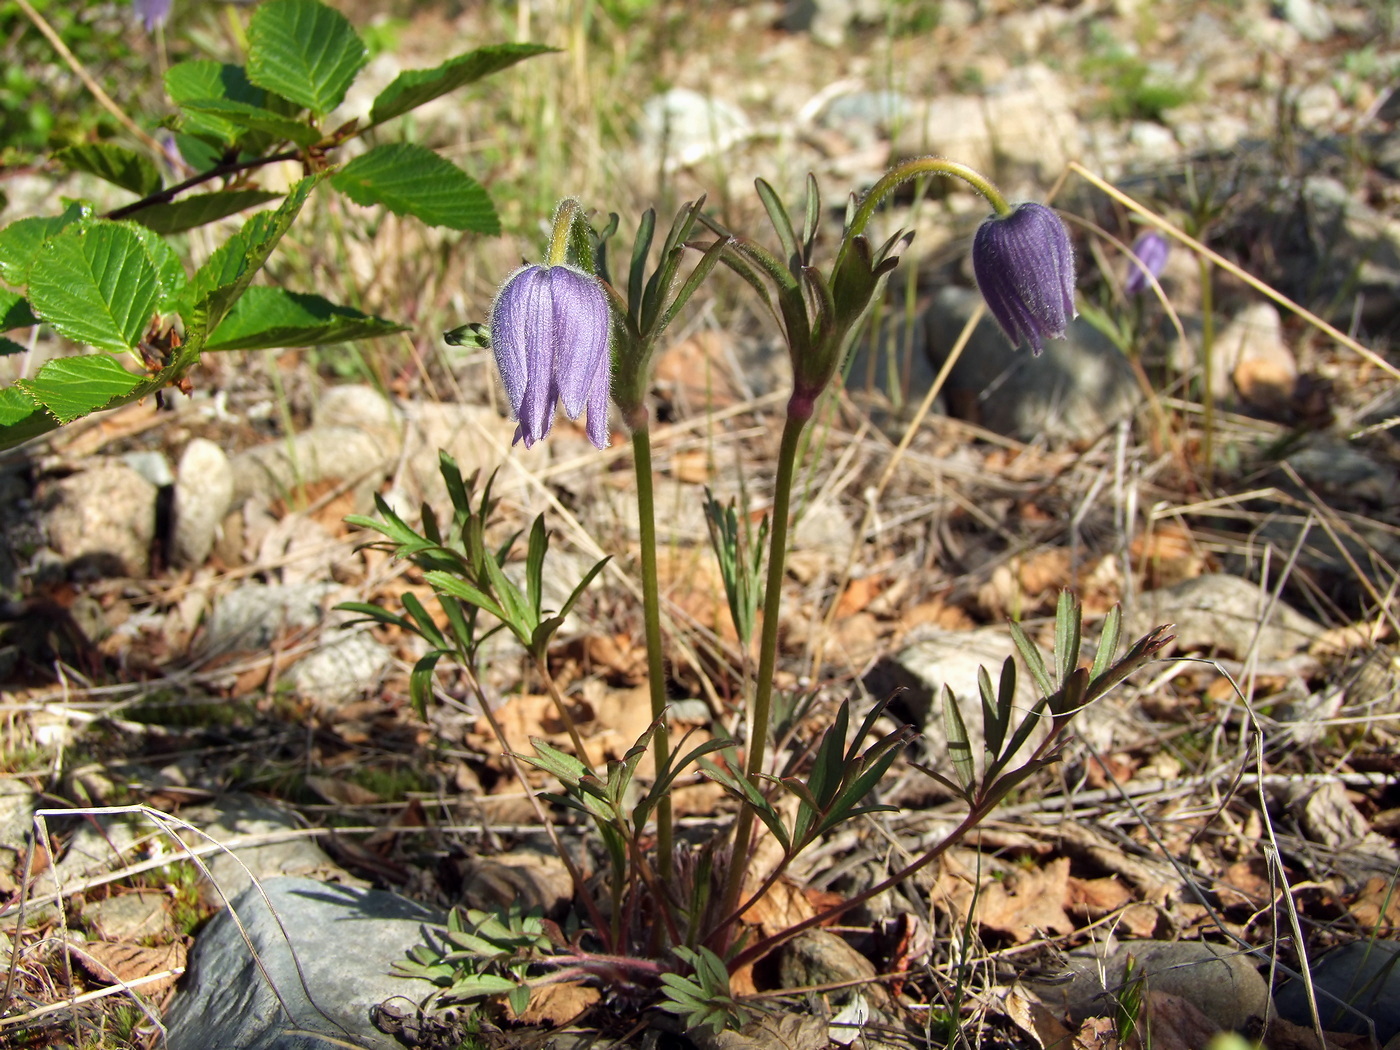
[{"xmin": 1070, "ymin": 161, "xmax": 1400, "ymax": 384}]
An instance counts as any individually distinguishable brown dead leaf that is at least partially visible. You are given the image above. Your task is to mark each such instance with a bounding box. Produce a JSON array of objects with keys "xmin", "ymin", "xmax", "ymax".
[
  {"xmin": 900, "ymin": 596, "xmax": 975, "ymax": 634},
  {"xmin": 1348, "ymin": 875, "xmax": 1400, "ymax": 931},
  {"xmin": 305, "ymin": 775, "xmax": 382, "ymax": 807},
  {"xmin": 1085, "ymin": 753, "xmax": 1139, "ymax": 790},
  {"xmin": 75, "ymin": 939, "xmax": 187, "ymax": 997},
  {"xmin": 1145, "ymin": 990, "xmax": 1220, "ymax": 1050},
  {"xmin": 741, "ymin": 876, "xmax": 819, "ymax": 938},
  {"xmin": 672, "ymin": 449, "xmax": 712, "ymax": 484},
  {"xmin": 1066, "ymin": 875, "xmax": 1132, "ymax": 919},
  {"xmin": 835, "ymin": 575, "xmax": 887, "ymax": 618},
  {"xmin": 1234, "ymin": 355, "xmax": 1297, "ymax": 417},
  {"xmin": 1218, "ymin": 858, "xmax": 1272, "ymax": 910},
  {"xmin": 582, "ymin": 632, "xmax": 648, "ymax": 683},
  {"xmin": 943, "ymin": 857, "xmax": 1076, "ymax": 943},
  {"xmin": 692, "ymin": 1013, "xmax": 829, "ymax": 1050},
  {"xmin": 653, "ymin": 331, "xmax": 744, "ymax": 412},
  {"xmin": 508, "ymin": 981, "xmax": 600, "ymax": 1026},
  {"xmin": 1131, "ymin": 523, "xmax": 1211, "ymax": 590},
  {"xmin": 1070, "ymin": 1015, "xmax": 1119, "ymax": 1050},
  {"xmin": 1004, "ymin": 986, "xmax": 1075, "ymax": 1050},
  {"xmin": 1263, "ymin": 1018, "xmax": 1377, "ymax": 1050}
]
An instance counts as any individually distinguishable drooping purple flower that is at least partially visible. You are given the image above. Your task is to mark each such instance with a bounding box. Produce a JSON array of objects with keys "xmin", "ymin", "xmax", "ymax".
[
  {"xmin": 490, "ymin": 263, "xmax": 612, "ymax": 449},
  {"xmin": 1123, "ymin": 230, "xmax": 1170, "ymax": 296},
  {"xmin": 972, "ymin": 202, "xmax": 1077, "ymax": 356},
  {"xmin": 133, "ymin": 0, "xmax": 172, "ymax": 34}
]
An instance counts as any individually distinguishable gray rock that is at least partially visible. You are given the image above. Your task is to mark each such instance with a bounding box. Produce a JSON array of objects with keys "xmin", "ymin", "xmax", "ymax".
[
  {"xmin": 1282, "ymin": 435, "xmax": 1397, "ymax": 509},
  {"xmin": 284, "ymin": 629, "xmax": 393, "ymax": 708},
  {"xmin": 1210, "ymin": 302, "xmax": 1296, "ymax": 407},
  {"xmin": 1028, "ymin": 939, "xmax": 1271, "ymax": 1030},
  {"xmin": 863, "ymin": 627, "xmax": 1045, "ymax": 775},
  {"xmin": 200, "ymin": 582, "xmax": 335, "ymax": 656},
  {"xmin": 84, "ymin": 892, "xmax": 171, "ymax": 941},
  {"xmin": 780, "ymin": 0, "xmax": 886, "ymax": 47},
  {"xmin": 923, "ymin": 286, "xmax": 1140, "ymax": 444},
  {"xmin": 121, "ymin": 450, "xmax": 174, "ymax": 488},
  {"xmin": 817, "ymin": 91, "xmax": 914, "ymax": 146},
  {"xmin": 178, "ymin": 795, "xmax": 360, "ymax": 906},
  {"xmin": 637, "ymin": 89, "xmax": 752, "ymax": 170},
  {"xmin": 893, "ymin": 64, "xmax": 1082, "ymax": 182},
  {"xmin": 164, "ymin": 876, "xmax": 443, "ymax": 1050},
  {"xmin": 1274, "ymin": 0, "xmax": 1334, "ymax": 42},
  {"xmin": 41, "ymin": 460, "xmax": 157, "ymax": 577},
  {"xmin": 1125, "ymin": 574, "xmax": 1321, "ymax": 661},
  {"xmin": 0, "ymin": 778, "xmax": 35, "ymax": 853},
  {"xmin": 399, "ymin": 401, "xmax": 547, "ymax": 513},
  {"xmin": 230, "ymin": 425, "xmax": 389, "ymax": 512},
  {"xmin": 1276, "ymin": 940, "xmax": 1400, "ymax": 1041},
  {"xmin": 313, "ymin": 384, "xmax": 403, "ymax": 454},
  {"xmin": 173, "ymin": 438, "xmax": 236, "ymax": 568},
  {"xmin": 1300, "ymin": 176, "xmax": 1400, "ymax": 329}
]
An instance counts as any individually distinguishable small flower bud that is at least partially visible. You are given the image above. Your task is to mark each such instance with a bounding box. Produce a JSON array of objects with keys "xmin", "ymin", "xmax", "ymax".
[
  {"xmin": 972, "ymin": 202, "xmax": 1077, "ymax": 356},
  {"xmin": 490, "ymin": 263, "xmax": 612, "ymax": 449},
  {"xmin": 1123, "ymin": 230, "xmax": 1170, "ymax": 297},
  {"xmin": 133, "ymin": 0, "xmax": 172, "ymax": 34}
]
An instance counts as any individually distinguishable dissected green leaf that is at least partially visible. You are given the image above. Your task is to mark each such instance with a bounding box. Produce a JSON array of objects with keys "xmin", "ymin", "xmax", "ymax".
[
  {"xmin": 1091, "ymin": 605, "xmax": 1122, "ymax": 682},
  {"xmin": 55, "ymin": 143, "xmax": 162, "ymax": 197},
  {"xmin": 205, "ymin": 285, "xmax": 407, "ymax": 350},
  {"xmin": 27, "ymin": 222, "xmax": 160, "ymax": 353},
  {"xmin": 331, "ymin": 143, "xmax": 499, "ymax": 233},
  {"xmin": 1054, "ymin": 591, "xmax": 1082, "ymax": 687},
  {"xmin": 368, "ymin": 43, "xmax": 556, "ymax": 126},
  {"xmin": 0, "ymin": 289, "xmax": 38, "ymax": 331},
  {"xmin": 1009, "ymin": 619, "xmax": 1056, "ymax": 698},
  {"xmin": 246, "ymin": 0, "xmax": 367, "ymax": 116},
  {"xmin": 16, "ymin": 354, "xmax": 142, "ymax": 424},
  {"xmin": 0, "ymin": 202, "xmax": 90, "ymax": 286},
  {"xmin": 942, "ymin": 686, "xmax": 975, "ymax": 790}
]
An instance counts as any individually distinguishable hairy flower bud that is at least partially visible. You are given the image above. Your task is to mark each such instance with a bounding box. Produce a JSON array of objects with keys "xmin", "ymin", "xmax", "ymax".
[
  {"xmin": 490, "ymin": 263, "xmax": 612, "ymax": 449},
  {"xmin": 972, "ymin": 202, "xmax": 1076, "ymax": 356},
  {"xmin": 1123, "ymin": 230, "xmax": 1170, "ymax": 297}
]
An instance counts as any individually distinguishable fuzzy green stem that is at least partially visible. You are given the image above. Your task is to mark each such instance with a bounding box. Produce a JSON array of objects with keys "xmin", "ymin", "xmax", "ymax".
[
  {"xmin": 841, "ymin": 157, "xmax": 1011, "ymax": 269},
  {"xmin": 547, "ymin": 198, "xmax": 581, "ymax": 267},
  {"xmin": 631, "ymin": 423, "xmax": 673, "ymax": 882},
  {"xmin": 715, "ymin": 409, "xmax": 809, "ymax": 937}
]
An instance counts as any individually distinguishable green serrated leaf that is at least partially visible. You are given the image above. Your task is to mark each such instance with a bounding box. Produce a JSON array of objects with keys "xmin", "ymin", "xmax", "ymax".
[
  {"xmin": 0, "ymin": 202, "xmax": 91, "ymax": 286},
  {"xmin": 179, "ymin": 99, "xmax": 323, "ymax": 148},
  {"xmin": 121, "ymin": 224, "xmax": 188, "ymax": 313},
  {"xmin": 246, "ymin": 0, "xmax": 367, "ymax": 116},
  {"xmin": 27, "ymin": 222, "xmax": 159, "ymax": 353},
  {"xmin": 166, "ymin": 61, "xmax": 267, "ymax": 143},
  {"xmin": 331, "ymin": 143, "xmax": 499, "ymax": 233},
  {"xmin": 17, "ymin": 354, "xmax": 142, "ymax": 425},
  {"xmin": 205, "ymin": 285, "xmax": 407, "ymax": 350},
  {"xmin": 181, "ymin": 174, "xmax": 323, "ymax": 345},
  {"xmin": 134, "ymin": 190, "xmax": 284, "ymax": 237},
  {"xmin": 0, "ymin": 289, "xmax": 38, "ymax": 331},
  {"xmin": 56, "ymin": 143, "xmax": 162, "ymax": 197},
  {"xmin": 0, "ymin": 384, "xmax": 37, "ymax": 425},
  {"xmin": 369, "ymin": 43, "xmax": 556, "ymax": 127}
]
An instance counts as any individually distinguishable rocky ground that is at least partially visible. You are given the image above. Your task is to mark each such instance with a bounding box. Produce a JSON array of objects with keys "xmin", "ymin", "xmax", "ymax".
[{"xmin": 1, "ymin": 0, "xmax": 1399, "ymax": 1047}]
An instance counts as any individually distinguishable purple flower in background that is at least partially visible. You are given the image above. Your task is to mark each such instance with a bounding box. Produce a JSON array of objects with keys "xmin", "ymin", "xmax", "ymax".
[
  {"xmin": 490, "ymin": 264, "xmax": 612, "ymax": 449},
  {"xmin": 1123, "ymin": 230, "xmax": 1170, "ymax": 296},
  {"xmin": 133, "ymin": 0, "xmax": 172, "ymax": 34},
  {"xmin": 972, "ymin": 202, "xmax": 1077, "ymax": 356}
]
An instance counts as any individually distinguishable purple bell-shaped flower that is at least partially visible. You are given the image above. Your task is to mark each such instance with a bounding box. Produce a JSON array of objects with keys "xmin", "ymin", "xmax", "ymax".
[
  {"xmin": 972, "ymin": 202, "xmax": 1077, "ymax": 356},
  {"xmin": 1123, "ymin": 230, "xmax": 1170, "ymax": 297},
  {"xmin": 490, "ymin": 263, "xmax": 612, "ymax": 449}
]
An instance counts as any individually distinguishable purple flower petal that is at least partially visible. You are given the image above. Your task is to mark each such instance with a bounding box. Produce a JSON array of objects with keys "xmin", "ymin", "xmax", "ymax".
[
  {"xmin": 486, "ymin": 261, "xmax": 612, "ymax": 449},
  {"xmin": 1124, "ymin": 230, "xmax": 1170, "ymax": 297},
  {"xmin": 973, "ymin": 202, "xmax": 1077, "ymax": 356},
  {"xmin": 133, "ymin": 0, "xmax": 172, "ymax": 34}
]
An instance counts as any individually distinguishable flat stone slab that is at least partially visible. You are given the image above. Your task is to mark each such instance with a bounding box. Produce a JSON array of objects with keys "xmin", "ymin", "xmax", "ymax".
[{"xmin": 165, "ymin": 876, "xmax": 443, "ymax": 1050}]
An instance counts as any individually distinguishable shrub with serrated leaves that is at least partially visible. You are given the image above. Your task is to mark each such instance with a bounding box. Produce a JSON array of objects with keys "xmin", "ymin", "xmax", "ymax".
[{"xmin": 0, "ymin": 0, "xmax": 553, "ymax": 450}]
